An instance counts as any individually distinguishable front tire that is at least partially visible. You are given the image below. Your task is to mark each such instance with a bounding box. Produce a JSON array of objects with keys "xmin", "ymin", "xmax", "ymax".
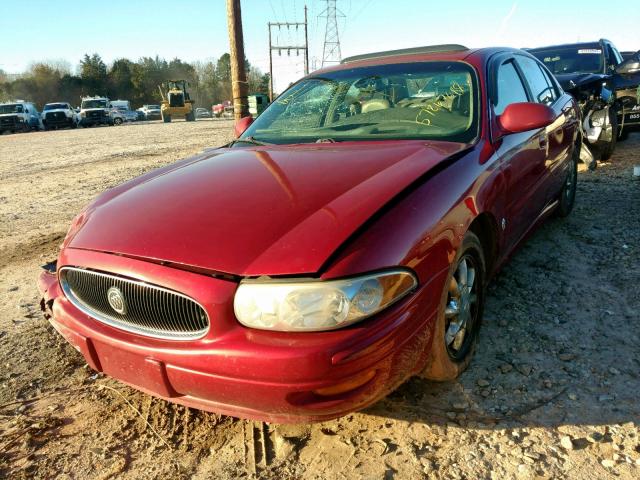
[
  {"xmin": 599, "ymin": 110, "xmax": 618, "ymax": 161},
  {"xmin": 113, "ymin": 117, "xmax": 123, "ymax": 126},
  {"xmin": 422, "ymin": 231, "xmax": 486, "ymax": 381}
]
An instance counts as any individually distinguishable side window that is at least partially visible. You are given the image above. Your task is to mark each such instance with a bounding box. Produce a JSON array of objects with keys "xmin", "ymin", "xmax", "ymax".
[
  {"xmin": 607, "ymin": 44, "xmax": 623, "ymax": 67},
  {"xmin": 494, "ymin": 61, "xmax": 529, "ymax": 115},
  {"xmin": 538, "ymin": 63, "xmax": 562, "ymax": 96},
  {"xmin": 517, "ymin": 56, "xmax": 558, "ymax": 106}
]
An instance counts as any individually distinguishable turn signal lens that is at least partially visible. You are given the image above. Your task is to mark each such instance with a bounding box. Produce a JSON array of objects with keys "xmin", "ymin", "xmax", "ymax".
[{"xmin": 234, "ymin": 270, "xmax": 417, "ymax": 332}]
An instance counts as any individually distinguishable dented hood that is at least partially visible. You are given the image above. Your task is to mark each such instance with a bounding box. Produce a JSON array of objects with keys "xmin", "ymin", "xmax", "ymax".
[
  {"xmin": 555, "ymin": 72, "xmax": 609, "ymax": 93},
  {"xmin": 68, "ymin": 141, "xmax": 468, "ymax": 276}
]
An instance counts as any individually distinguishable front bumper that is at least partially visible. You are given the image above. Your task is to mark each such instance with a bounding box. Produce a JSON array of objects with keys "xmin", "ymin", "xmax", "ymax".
[
  {"xmin": 0, "ymin": 118, "xmax": 26, "ymax": 132},
  {"xmin": 44, "ymin": 116, "xmax": 74, "ymax": 127},
  {"xmin": 39, "ymin": 248, "xmax": 443, "ymax": 423},
  {"xmin": 80, "ymin": 117, "xmax": 110, "ymax": 126}
]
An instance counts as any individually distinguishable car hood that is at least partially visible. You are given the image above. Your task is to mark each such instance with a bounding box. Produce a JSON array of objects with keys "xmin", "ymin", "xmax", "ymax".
[
  {"xmin": 555, "ymin": 72, "xmax": 609, "ymax": 93},
  {"xmin": 68, "ymin": 141, "xmax": 469, "ymax": 276},
  {"xmin": 44, "ymin": 109, "xmax": 70, "ymax": 113}
]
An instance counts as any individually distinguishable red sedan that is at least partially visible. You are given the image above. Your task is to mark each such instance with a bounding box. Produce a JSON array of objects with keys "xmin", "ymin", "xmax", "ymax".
[{"xmin": 39, "ymin": 45, "xmax": 580, "ymax": 423}]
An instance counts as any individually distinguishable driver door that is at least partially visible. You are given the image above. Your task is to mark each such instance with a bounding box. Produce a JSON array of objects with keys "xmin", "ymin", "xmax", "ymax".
[{"xmin": 491, "ymin": 57, "xmax": 551, "ymax": 254}]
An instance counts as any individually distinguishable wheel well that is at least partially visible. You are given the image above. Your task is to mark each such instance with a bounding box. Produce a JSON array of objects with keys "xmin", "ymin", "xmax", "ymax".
[{"xmin": 468, "ymin": 213, "xmax": 498, "ymax": 277}]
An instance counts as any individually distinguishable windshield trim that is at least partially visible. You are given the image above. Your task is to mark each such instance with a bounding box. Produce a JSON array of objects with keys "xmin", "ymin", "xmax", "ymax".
[{"xmin": 241, "ymin": 60, "xmax": 481, "ymax": 147}]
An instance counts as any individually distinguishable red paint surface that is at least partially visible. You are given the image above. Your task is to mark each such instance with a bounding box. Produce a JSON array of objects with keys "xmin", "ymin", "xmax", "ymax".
[{"xmin": 41, "ymin": 47, "xmax": 579, "ymax": 422}]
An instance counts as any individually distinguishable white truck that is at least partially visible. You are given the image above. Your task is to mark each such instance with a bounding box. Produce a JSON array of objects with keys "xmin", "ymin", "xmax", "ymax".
[
  {"xmin": 0, "ymin": 100, "xmax": 42, "ymax": 133},
  {"xmin": 42, "ymin": 102, "xmax": 79, "ymax": 130},
  {"xmin": 79, "ymin": 96, "xmax": 124, "ymax": 127}
]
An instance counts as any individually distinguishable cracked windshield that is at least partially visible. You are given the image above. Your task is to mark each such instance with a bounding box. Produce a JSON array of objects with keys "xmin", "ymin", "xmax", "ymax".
[{"xmin": 243, "ymin": 62, "xmax": 477, "ymax": 144}]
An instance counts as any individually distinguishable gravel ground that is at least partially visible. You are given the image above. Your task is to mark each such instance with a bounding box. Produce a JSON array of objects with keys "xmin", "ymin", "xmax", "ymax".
[{"xmin": 0, "ymin": 123, "xmax": 639, "ymax": 479}]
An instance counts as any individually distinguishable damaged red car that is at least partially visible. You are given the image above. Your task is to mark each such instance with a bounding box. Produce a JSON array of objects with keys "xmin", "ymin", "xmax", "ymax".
[{"xmin": 39, "ymin": 45, "xmax": 580, "ymax": 423}]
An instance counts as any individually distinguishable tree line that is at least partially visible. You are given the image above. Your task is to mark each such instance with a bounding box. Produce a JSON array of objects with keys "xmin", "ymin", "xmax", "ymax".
[{"xmin": 0, "ymin": 53, "xmax": 270, "ymax": 109}]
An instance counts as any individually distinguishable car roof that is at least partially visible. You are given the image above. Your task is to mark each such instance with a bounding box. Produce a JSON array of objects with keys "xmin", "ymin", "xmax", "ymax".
[
  {"xmin": 527, "ymin": 40, "xmax": 608, "ymax": 52},
  {"xmin": 311, "ymin": 45, "xmax": 527, "ymax": 75}
]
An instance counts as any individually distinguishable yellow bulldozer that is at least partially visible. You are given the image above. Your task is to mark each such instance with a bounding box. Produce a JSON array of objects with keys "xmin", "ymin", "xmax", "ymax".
[{"xmin": 158, "ymin": 80, "xmax": 195, "ymax": 123}]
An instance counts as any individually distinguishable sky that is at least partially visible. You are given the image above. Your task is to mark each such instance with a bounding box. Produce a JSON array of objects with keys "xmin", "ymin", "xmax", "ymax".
[{"xmin": 1, "ymin": 0, "xmax": 638, "ymax": 92}]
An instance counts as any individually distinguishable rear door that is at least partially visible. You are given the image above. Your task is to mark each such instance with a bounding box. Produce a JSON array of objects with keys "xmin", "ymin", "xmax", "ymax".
[
  {"xmin": 490, "ymin": 56, "xmax": 549, "ymax": 253},
  {"xmin": 515, "ymin": 54, "xmax": 578, "ymax": 202}
]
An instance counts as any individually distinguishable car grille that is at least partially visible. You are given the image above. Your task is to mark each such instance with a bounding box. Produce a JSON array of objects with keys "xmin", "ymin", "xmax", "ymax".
[
  {"xmin": 59, "ymin": 267, "xmax": 209, "ymax": 340},
  {"xmin": 46, "ymin": 112, "xmax": 66, "ymax": 121},
  {"xmin": 87, "ymin": 110, "xmax": 104, "ymax": 119},
  {"xmin": 0, "ymin": 115, "xmax": 18, "ymax": 126}
]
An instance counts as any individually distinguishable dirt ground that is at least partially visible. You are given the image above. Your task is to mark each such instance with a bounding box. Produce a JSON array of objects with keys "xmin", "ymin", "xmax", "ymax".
[{"xmin": 0, "ymin": 121, "xmax": 639, "ymax": 480}]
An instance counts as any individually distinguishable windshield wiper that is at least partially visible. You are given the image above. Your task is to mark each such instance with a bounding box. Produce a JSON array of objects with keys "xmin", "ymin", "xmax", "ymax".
[{"xmin": 228, "ymin": 136, "xmax": 274, "ymax": 147}]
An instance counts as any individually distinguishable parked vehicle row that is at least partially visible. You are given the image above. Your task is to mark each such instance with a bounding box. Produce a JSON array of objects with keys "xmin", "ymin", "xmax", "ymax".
[
  {"xmin": 528, "ymin": 39, "xmax": 640, "ymax": 168},
  {"xmin": 0, "ymin": 97, "xmax": 221, "ymax": 135}
]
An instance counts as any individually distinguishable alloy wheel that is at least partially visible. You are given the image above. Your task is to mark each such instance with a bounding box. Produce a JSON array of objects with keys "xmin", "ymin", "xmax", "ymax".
[{"xmin": 444, "ymin": 255, "xmax": 479, "ymax": 360}]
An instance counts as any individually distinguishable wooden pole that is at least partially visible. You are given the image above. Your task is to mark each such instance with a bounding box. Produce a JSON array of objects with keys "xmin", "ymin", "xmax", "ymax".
[
  {"xmin": 268, "ymin": 23, "xmax": 274, "ymax": 102},
  {"xmin": 226, "ymin": 0, "xmax": 249, "ymax": 120}
]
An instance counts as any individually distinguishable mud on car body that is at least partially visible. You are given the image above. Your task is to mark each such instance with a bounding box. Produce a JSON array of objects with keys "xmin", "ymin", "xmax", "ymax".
[{"xmin": 528, "ymin": 40, "xmax": 640, "ymax": 165}]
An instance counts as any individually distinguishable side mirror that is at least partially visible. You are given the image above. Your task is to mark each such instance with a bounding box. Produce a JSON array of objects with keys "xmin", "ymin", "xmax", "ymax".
[
  {"xmin": 498, "ymin": 102, "xmax": 556, "ymax": 134},
  {"xmin": 615, "ymin": 51, "xmax": 640, "ymax": 74},
  {"xmin": 234, "ymin": 116, "xmax": 254, "ymax": 138}
]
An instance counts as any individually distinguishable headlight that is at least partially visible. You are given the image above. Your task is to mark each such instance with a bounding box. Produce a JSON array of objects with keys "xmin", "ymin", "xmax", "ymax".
[
  {"xmin": 590, "ymin": 108, "xmax": 607, "ymax": 127},
  {"xmin": 80, "ymin": 112, "xmax": 86, "ymax": 117},
  {"xmin": 234, "ymin": 270, "xmax": 417, "ymax": 332}
]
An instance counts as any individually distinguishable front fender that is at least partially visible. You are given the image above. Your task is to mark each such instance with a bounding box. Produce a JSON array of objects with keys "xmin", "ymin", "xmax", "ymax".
[{"xmin": 321, "ymin": 146, "xmax": 496, "ymax": 285}]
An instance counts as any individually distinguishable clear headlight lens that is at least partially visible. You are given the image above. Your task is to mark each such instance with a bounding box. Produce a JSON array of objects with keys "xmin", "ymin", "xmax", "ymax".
[{"xmin": 234, "ymin": 270, "xmax": 417, "ymax": 332}]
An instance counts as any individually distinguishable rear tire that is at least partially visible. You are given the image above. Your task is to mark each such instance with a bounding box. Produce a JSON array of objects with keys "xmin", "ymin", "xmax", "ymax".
[
  {"xmin": 421, "ymin": 231, "xmax": 486, "ymax": 381},
  {"xmin": 113, "ymin": 117, "xmax": 123, "ymax": 126},
  {"xmin": 556, "ymin": 143, "xmax": 578, "ymax": 217}
]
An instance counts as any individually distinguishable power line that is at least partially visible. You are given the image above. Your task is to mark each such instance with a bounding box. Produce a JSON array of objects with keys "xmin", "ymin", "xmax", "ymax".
[{"xmin": 268, "ymin": 5, "xmax": 309, "ymax": 100}]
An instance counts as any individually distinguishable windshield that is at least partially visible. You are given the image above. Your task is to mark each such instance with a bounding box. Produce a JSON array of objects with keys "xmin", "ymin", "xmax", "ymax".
[
  {"xmin": 82, "ymin": 99, "xmax": 108, "ymax": 109},
  {"xmin": 0, "ymin": 104, "xmax": 24, "ymax": 114},
  {"xmin": 44, "ymin": 103, "xmax": 68, "ymax": 110},
  {"xmin": 242, "ymin": 61, "xmax": 478, "ymax": 144},
  {"xmin": 530, "ymin": 46, "xmax": 604, "ymax": 74}
]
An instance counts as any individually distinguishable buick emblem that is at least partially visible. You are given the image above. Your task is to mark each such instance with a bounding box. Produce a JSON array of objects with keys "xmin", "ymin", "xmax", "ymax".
[{"xmin": 107, "ymin": 286, "xmax": 127, "ymax": 315}]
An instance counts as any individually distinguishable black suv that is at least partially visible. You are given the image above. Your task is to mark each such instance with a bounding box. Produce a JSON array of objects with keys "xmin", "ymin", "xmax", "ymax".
[{"xmin": 528, "ymin": 40, "xmax": 640, "ymax": 163}]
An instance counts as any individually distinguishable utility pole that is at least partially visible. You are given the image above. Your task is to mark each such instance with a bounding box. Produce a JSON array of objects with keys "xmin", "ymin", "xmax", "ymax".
[
  {"xmin": 320, "ymin": 0, "xmax": 344, "ymax": 67},
  {"xmin": 304, "ymin": 5, "xmax": 309, "ymax": 76},
  {"xmin": 226, "ymin": 0, "xmax": 249, "ymax": 120},
  {"xmin": 267, "ymin": 5, "xmax": 309, "ymax": 102}
]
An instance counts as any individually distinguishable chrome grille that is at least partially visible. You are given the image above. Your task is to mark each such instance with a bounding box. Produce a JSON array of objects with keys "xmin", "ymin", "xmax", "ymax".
[{"xmin": 60, "ymin": 267, "xmax": 209, "ymax": 340}]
